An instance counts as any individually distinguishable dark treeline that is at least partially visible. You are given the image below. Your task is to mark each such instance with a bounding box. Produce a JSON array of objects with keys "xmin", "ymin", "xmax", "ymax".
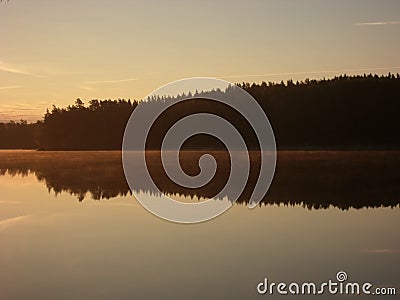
[
  {"xmin": 0, "ymin": 120, "xmax": 38, "ymax": 149},
  {"xmin": 243, "ymin": 73, "xmax": 400, "ymax": 149},
  {"xmin": 40, "ymin": 99, "xmax": 137, "ymax": 150},
  {"xmin": 0, "ymin": 99, "xmax": 138, "ymax": 150},
  {"xmin": 1, "ymin": 73, "xmax": 400, "ymax": 150}
]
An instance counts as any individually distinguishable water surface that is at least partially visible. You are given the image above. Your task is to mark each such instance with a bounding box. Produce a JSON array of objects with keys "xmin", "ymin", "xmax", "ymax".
[{"xmin": 0, "ymin": 151, "xmax": 399, "ymax": 299}]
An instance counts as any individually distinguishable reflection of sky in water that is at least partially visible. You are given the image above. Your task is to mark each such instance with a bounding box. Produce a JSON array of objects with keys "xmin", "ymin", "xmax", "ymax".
[{"xmin": 0, "ymin": 173, "xmax": 399, "ymax": 300}]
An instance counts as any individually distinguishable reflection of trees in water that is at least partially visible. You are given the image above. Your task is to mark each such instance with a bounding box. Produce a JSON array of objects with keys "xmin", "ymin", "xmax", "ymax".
[
  {"xmin": 0, "ymin": 151, "xmax": 399, "ymax": 210},
  {"xmin": 0, "ymin": 151, "xmax": 131, "ymax": 201}
]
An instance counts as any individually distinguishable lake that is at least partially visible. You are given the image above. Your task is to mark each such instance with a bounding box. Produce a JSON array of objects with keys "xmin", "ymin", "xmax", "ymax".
[{"xmin": 0, "ymin": 150, "xmax": 399, "ymax": 299}]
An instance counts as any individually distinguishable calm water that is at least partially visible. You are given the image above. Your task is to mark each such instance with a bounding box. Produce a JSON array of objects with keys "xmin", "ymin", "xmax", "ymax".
[{"xmin": 0, "ymin": 151, "xmax": 399, "ymax": 299}]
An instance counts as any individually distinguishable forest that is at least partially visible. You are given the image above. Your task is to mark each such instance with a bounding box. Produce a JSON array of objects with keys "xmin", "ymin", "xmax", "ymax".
[{"xmin": 0, "ymin": 73, "xmax": 399, "ymax": 150}]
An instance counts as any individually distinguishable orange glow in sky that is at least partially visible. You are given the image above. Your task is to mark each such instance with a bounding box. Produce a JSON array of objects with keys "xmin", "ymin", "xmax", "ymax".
[{"xmin": 1, "ymin": 0, "xmax": 400, "ymax": 121}]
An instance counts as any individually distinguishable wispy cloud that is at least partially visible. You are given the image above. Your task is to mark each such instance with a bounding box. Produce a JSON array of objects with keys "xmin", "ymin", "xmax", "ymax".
[
  {"xmin": 0, "ymin": 61, "xmax": 33, "ymax": 75},
  {"xmin": 355, "ymin": 21, "xmax": 400, "ymax": 26},
  {"xmin": 86, "ymin": 77, "xmax": 138, "ymax": 84},
  {"xmin": 80, "ymin": 86, "xmax": 94, "ymax": 91},
  {"xmin": 0, "ymin": 85, "xmax": 21, "ymax": 90},
  {"xmin": 0, "ymin": 102, "xmax": 49, "ymax": 122},
  {"xmin": 219, "ymin": 66, "xmax": 400, "ymax": 79}
]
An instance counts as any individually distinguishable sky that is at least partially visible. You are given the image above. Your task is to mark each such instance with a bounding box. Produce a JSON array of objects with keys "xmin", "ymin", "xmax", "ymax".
[{"xmin": 0, "ymin": 0, "xmax": 400, "ymax": 122}]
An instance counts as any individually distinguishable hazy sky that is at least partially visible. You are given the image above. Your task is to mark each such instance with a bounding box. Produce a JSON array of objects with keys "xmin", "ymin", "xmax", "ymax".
[{"xmin": 1, "ymin": 0, "xmax": 400, "ymax": 121}]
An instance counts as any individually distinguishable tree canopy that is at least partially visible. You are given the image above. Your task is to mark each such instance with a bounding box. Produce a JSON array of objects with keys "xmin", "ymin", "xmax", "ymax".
[{"xmin": 1, "ymin": 73, "xmax": 399, "ymax": 150}]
